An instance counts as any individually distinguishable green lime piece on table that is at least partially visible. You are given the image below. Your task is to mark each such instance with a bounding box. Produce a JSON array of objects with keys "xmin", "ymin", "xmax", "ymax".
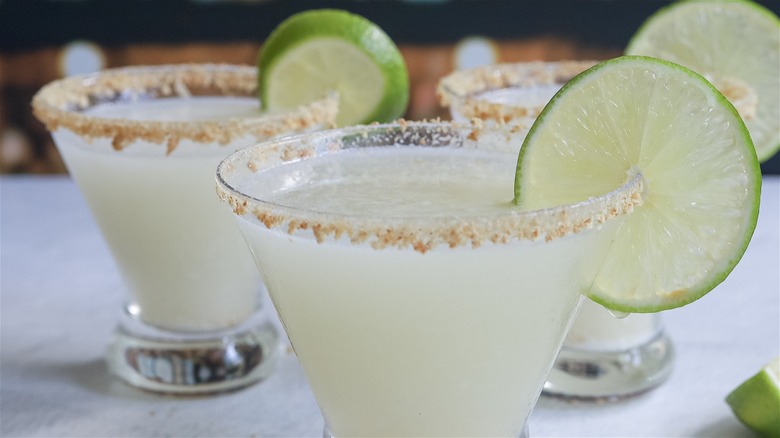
[
  {"xmin": 258, "ymin": 9, "xmax": 409, "ymax": 126},
  {"xmin": 726, "ymin": 357, "xmax": 780, "ymax": 437},
  {"xmin": 514, "ymin": 56, "xmax": 761, "ymax": 313},
  {"xmin": 626, "ymin": 0, "xmax": 780, "ymax": 162}
]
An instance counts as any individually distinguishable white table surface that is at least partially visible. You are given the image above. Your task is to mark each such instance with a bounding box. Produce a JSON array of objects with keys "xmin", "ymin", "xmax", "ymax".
[{"xmin": 1, "ymin": 175, "xmax": 778, "ymax": 438}]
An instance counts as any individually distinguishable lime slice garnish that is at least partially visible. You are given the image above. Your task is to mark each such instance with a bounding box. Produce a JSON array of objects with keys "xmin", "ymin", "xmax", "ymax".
[
  {"xmin": 626, "ymin": 0, "xmax": 780, "ymax": 162},
  {"xmin": 515, "ymin": 56, "xmax": 761, "ymax": 312},
  {"xmin": 726, "ymin": 357, "xmax": 780, "ymax": 437},
  {"xmin": 258, "ymin": 9, "xmax": 409, "ymax": 126}
]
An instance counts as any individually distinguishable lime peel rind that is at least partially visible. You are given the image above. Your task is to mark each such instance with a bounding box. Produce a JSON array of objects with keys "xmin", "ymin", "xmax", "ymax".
[{"xmin": 726, "ymin": 357, "xmax": 780, "ymax": 437}]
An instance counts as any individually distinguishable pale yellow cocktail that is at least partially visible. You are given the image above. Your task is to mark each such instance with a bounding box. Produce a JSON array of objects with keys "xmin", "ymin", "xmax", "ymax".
[
  {"xmin": 33, "ymin": 64, "xmax": 337, "ymax": 394},
  {"xmin": 217, "ymin": 122, "xmax": 642, "ymax": 436}
]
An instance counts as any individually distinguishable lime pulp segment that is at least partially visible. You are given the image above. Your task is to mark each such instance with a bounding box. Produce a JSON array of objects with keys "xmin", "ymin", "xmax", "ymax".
[
  {"xmin": 258, "ymin": 9, "xmax": 409, "ymax": 126},
  {"xmin": 515, "ymin": 56, "xmax": 761, "ymax": 312},
  {"xmin": 264, "ymin": 38, "xmax": 385, "ymax": 126},
  {"xmin": 626, "ymin": 0, "xmax": 780, "ymax": 162}
]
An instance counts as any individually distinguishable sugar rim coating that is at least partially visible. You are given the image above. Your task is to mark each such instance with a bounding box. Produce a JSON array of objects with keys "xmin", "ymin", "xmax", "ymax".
[
  {"xmin": 437, "ymin": 60, "xmax": 597, "ymax": 123},
  {"xmin": 216, "ymin": 120, "xmax": 644, "ymax": 253},
  {"xmin": 32, "ymin": 64, "xmax": 339, "ymax": 154}
]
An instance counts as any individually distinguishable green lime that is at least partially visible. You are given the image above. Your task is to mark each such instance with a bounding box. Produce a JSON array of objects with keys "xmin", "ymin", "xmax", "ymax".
[
  {"xmin": 627, "ymin": 0, "xmax": 780, "ymax": 162},
  {"xmin": 726, "ymin": 357, "xmax": 780, "ymax": 437},
  {"xmin": 258, "ymin": 9, "xmax": 409, "ymax": 126},
  {"xmin": 515, "ymin": 56, "xmax": 761, "ymax": 313}
]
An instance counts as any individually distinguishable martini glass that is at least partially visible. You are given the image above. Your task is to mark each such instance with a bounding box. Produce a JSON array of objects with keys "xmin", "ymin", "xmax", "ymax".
[
  {"xmin": 438, "ymin": 61, "xmax": 675, "ymax": 400},
  {"xmin": 216, "ymin": 121, "xmax": 643, "ymax": 436},
  {"xmin": 32, "ymin": 64, "xmax": 338, "ymax": 395}
]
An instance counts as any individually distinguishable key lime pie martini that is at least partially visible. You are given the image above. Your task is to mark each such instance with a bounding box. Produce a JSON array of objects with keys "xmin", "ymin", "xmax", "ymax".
[
  {"xmin": 32, "ymin": 64, "xmax": 338, "ymax": 394},
  {"xmin": 218, "ymin": 121, "xmax": 642, "ymax": 437},
  {"xmin": 439, "ymin": 60, "xmax": 676, "ymax": 399},
  {"xmin": 218, "ymin": 55, "xmax": 760, "ymax": 436}
]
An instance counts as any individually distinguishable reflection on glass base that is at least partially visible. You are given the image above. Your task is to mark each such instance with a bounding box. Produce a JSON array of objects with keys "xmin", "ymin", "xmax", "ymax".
[
  {"xmin": 542, "ymin": 331, "xmax": 674, "ymax": 401},
  {"xmin": 107, "ymin": 310, "xmax": 280, "ymax": 395},
  {"xmin": 322, "ymin": 421, "xmax": 530, "ymax": 437}
]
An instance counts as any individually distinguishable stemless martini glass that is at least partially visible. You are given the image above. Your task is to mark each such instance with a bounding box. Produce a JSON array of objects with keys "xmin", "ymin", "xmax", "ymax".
[
  {"xmin": 438, "ymin": 61, "xmax": 675, "ymax": 400},
  {"xmin": 32, "ymin": 64, "xmax": 338, "ymax": 394},
  {"xmin": 216, "ymin": 121, "xmax": 643, "ymax": 436}
]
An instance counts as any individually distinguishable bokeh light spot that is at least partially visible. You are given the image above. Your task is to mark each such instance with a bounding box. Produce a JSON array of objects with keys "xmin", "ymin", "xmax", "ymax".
[
  {"xmin": 59, "ymin": 40, "xmax": 105, "ymax": 77},
  {"xmin": 454, "ymin": 37, "xmax": 498, "ymax": 70}
]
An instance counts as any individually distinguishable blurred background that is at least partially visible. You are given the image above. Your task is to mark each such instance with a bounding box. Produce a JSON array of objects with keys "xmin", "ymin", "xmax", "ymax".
[{"xmin": 1, "ymin": 0, "xmax": 778, "ymax": 174}]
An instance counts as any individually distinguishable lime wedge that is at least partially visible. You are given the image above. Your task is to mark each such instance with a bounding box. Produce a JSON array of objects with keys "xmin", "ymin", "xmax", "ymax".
[
  {"xmin": 515, "ymin": 56, "xmax": 761, "ymax": 312},
  {"xmin": 626, "ymin": 0, "xmax": 780, "ymax": 162},
  {"xmin": 726, "ymin": 357, "xmax": 780, "ymax": 437},
  {"xmin": 258, "ymin": 9, "xmax": 409, "ymax": 126}
]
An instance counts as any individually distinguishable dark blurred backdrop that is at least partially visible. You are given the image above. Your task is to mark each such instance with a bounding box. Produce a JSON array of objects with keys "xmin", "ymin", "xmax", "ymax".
[{"xmin": 1, "ymin": 0, "xmax": 778, "ymax": 174}]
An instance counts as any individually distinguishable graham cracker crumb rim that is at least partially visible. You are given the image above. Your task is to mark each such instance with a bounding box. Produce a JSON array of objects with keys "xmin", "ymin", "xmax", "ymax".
[
  {"xmin": 32, "ymin": 64, "xmax": 339, "ymax": 153},
  {"xmin": 216, "ymin": 121, "xmax": 643, "ymax": 253}
]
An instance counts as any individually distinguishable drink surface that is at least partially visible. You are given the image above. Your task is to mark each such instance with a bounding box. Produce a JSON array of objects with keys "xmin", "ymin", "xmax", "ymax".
[
  {"xmin": 477, "ymin": 84, "xmax": 562, "ymax": 108},
  {"xmin": 84, "ymin": 96, "xmax": 261, "ymax": 122},
  {"xmin": 56, "ymin": 97, "xmax": 263, "ymax": 331},
  {"xmin": 231, "ymin": 145, "xmax": 622, "ymax": 435},
  {"xmin": 244, "ymin": 147, "xmax": 516, "ymax": 217}
]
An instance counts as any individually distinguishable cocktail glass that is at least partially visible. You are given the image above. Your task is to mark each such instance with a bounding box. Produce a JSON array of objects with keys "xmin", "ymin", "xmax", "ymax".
[
  {"xmin": 32, "ymin": 64, "xmax": 338, "ymax": 394},
  {"xmin": 438, "ymin": 61, "xmax": 675, "ymax": 400},
  {"xmin": 216, "ymin": 121, "xmax": 643, "ymax": 436}
]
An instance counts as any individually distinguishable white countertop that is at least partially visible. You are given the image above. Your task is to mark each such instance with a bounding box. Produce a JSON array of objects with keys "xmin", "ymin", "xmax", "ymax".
[{"xmin": 1, "ymin": 175, "xmax": 778, "ymax": 437}]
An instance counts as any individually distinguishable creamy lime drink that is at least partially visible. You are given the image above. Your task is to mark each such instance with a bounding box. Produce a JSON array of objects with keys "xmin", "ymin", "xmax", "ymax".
[
  {"xmin": 439, "ymin": 60, "xmax": 675, "ymax": 399},
  {"xmin": 563, "ymin": 300, "xmax": 660, "ymax": 351},
  {"xmin": 63, "ymin": 97, "xmax": 264, "ymax": 332},
  {"xmin": 33, "ymin": 64, "xmax": 337, "ymax": 394},
  {"xmin": 217, "ymin": 122, "xmax": 643, "ymax": 436}
]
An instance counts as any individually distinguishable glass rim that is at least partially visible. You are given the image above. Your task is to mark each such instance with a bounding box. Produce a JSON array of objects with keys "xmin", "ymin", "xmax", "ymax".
[
  {"xmin": 437, "ymin": 60, "xmax": 597, "ymax": 122},
  {"xmin": 216, "ymin": 120, "xmax": 643, "ymax": 252},
  {"xmin": 31, "ymin": 63, "xmax": 338, "ymax": 154}
]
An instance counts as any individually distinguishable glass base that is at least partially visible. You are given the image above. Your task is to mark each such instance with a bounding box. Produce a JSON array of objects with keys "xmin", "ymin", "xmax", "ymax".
[
  {"xmin": 106, "ymin": 311, "xmax": 280, "ymax": 395},
  {"xmin": 542, "ymin": 330, "xmax": 674, "ymax": 401}
]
